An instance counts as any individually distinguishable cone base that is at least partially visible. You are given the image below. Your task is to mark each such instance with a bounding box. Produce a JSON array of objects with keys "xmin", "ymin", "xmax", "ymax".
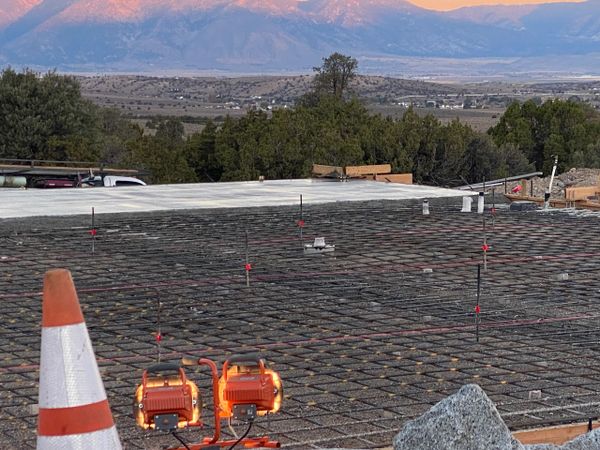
[{"xmin": 37, "ymin": 426, "xmax": 122, "ymax": 450}]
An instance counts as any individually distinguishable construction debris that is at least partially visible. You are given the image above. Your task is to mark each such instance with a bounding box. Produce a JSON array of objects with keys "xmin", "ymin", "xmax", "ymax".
[
  {"xmin": 504, "ymin": 168, "xmax": 600, "ymax": 198},
  {"xmin": 312, "ymin": 163, "xmax": 413, "ymax": 184}
]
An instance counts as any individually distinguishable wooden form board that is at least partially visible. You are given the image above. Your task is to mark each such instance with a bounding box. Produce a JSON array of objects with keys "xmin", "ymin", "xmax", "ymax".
[
  {"xmin": 505, "ymin": 193, "xmax": 600, "ymax": 210},
  {"xmin": 504, "ymin": 194, "xmax": 568, "ymax": 208},
  {"xmin": 312, "ymin": 164, "xmax": 344, "ymax": 177},
  {"xmin": 374, "ymin": 173, "xmax": 413, "ymax": 185},
  {"xmin": 565, "ymin": 186, "xmax": 600, "ymax": 201},
  {"xmin": 345, "ymin": 164, "xmax": 392, "ymax": 177},
  {"xmin": 513, "ymin": 421, "xmax": 600, "ymax": 445},
  {"xmin": 312, "ymin": 163, "xmax": 410, "ymax": 183}
]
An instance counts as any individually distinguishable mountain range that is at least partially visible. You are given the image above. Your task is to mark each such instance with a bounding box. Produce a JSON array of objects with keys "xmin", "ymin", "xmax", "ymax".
[{"xmin": 0, "ymin": 0, "xmax": 599, "ymax": 75}]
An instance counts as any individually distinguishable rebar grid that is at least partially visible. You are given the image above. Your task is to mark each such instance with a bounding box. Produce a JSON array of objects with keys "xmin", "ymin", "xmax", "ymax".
[{"xmin": 2, "ymin": 200, "xmax": 600, "ymax": 449}]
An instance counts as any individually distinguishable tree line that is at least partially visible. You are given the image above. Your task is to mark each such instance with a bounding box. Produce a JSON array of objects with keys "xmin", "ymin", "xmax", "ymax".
[{"xmin": 1, "ymin": 63, "xmax": 599, "ymax": 186}]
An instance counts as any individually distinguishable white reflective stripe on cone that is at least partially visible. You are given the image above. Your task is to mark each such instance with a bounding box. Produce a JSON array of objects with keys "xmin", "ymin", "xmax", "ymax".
[
  {"xmin": 39, "ymin": 323, "xmax": 107, "ymax": 409},
  {"xmin": 37, "ymin": 425, "xmax": 122, "ymax": 450}
]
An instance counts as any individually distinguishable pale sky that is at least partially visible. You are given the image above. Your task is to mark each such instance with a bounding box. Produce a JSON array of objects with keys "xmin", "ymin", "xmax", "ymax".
[{"xmin": 408, "ymin": 0, "xmax": 584, "ymax": 11}]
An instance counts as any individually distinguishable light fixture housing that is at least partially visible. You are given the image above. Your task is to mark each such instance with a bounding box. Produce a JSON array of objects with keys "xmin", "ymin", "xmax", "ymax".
[
  {"xmin": 134, "ymin": 363, "xmax": 202, "ymax": 430},
  {"xmin": 218, "ymin": 355, "xmax": 283, "ymax": 420}
]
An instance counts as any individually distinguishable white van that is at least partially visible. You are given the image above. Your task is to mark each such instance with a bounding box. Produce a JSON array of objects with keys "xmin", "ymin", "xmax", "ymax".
[{"xmin": 80, "ymin": 175, "xmax": 146, "ymax": 187}]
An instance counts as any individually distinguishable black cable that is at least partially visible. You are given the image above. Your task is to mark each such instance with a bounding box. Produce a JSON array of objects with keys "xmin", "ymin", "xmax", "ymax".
[
  {"xmin": 227, "ymin": 420, "xmax": 254, "ymax": 450},
  {"xmin": 172, "ymin": 431, "xmax": 191, "ymax": 450}
]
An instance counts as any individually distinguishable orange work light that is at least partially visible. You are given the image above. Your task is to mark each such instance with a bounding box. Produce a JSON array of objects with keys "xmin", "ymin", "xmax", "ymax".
[
  {"xmin": 134, "ymin": 356, "xmax": 282, "ymax": 449},
  {"xmin": 134, "ymin": 363, "xmax": 201, "ymax": 431},
  {"xmin": 218, "ymin": 355, "xmax": 283, "ymax": 421}
]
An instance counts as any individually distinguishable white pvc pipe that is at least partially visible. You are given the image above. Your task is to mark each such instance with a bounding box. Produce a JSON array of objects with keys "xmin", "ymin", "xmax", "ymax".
[
  {"xmin": 461, "ymin": 196, "xmax": 473, "ymax": 212},
  {"xmin": 477, "ymin": 192, "xmax": 484, "ymax": 214},
  {"xmin": 544, "ymin": 155, "xmax": 559, "ymax": 210}
]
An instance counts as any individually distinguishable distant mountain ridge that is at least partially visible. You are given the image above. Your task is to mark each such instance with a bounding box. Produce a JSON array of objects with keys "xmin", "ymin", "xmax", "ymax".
[
  {"xmin": 0, "ymin": 0, "xmax": 41, "ymax": 27},
  {"xmin": 0, "ymin": 0, "xmax": 598, "ymax": 74},
  {"xmin": 0, "ymin": 0, "xmax": 420, "ymax": 25}
]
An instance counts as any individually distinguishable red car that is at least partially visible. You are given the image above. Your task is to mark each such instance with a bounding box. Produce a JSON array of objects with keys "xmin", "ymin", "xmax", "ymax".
[{"xmin": 34, "ymin": 179, "xmax": 76, "ymax": 188}]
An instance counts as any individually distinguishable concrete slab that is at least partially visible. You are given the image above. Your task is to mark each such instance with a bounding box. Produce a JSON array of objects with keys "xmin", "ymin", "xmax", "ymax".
[{"xmin": 2, "ymin": 179, "xmax": 469, "ymax": 218}]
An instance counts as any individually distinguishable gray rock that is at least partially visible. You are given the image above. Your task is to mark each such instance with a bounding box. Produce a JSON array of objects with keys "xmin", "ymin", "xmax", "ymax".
[
  {"xmin": 512, "ymin": 438, "xmax": 526, "ymax": 450},
  {"xmin": 393, "ymin": 384, "xmax": 519, "ymax": 450},
  {"xmin": 391, "ymin": 383, "xmax": 600, "ymax": 450},
  {"xmin": 523, "ymin": 429, "xmax": 600, "ymax": 449},
  {"xmin": 562, "ymin": 428, "xmax": 600, "ymax": 449},
  {"xmin": 524, "ymin": 445, "xmax": 560, "ymax": 450}
]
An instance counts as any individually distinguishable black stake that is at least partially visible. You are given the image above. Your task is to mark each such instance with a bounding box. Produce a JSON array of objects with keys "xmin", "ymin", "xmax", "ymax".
[
  {"xmin": 491, "ymin": 188, "xmax": 496, "ymax": 228},
  {"xmin": 530, "ymin": 179, "xmax": 534, "ymax": 197},
  {"xmin": 483, "ymin": 214, "xmax": 488, "ymax": 271},
  {"xmin": 91, "ymin": 207, "xmax": 96, "ymax": 255},
  {"xmin": 300, "ymin": 194, "xmax": 304, "ymax": 245},
  {"xmin": 476, "ymin": 264, "xmax": 481, "ymax": 343},
  {"xmin": 156, "ymin": 295, "xmax": 162, "ymax": 363},
  {"xmin": 245, "ymin": 229, "xmax": 250, "ymax": 287}
]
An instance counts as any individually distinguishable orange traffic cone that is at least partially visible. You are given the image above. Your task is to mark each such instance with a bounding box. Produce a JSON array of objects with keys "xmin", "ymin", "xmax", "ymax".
[{"xmin": 37, "ymin": 269, "xmax": 122, "ymax": 449}]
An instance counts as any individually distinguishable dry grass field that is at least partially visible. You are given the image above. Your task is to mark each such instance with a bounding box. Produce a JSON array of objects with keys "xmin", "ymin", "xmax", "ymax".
[
  {"xmin": 370, "ymin": 105, "xmax": 504, "ymax": 132},
  {"xmin": 78, "ymin": 74, "xmax": 600, "ymax": 136}
]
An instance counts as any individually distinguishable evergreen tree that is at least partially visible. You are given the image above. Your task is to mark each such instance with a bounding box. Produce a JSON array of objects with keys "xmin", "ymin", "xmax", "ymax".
[
  {"xmin": 0, "ymin": 69, "xmax": 99, "ymax": 161},
  {"xmin": 312, "ymin": 53, "xmax": 358, "ymax": 99},
  {"xmin": 489, "ymin": 99, "xmax": 600, "ymax": 173},
  {"xmin": 187, "ymin": 120, "xmax": 220, "ymax": 181}
]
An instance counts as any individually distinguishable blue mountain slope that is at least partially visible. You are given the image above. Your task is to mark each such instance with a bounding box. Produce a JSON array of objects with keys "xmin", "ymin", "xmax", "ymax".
[
  {"xmin": 519, "ymin": 1, "xmax": 600, "ymax": 49},
  {"xmin": 0, "ymin": 0, "xmax": 76, "ymax": 43},
  {"xmin": 0, "ymin": 1, "xmax": 598, "ymax": 72}
]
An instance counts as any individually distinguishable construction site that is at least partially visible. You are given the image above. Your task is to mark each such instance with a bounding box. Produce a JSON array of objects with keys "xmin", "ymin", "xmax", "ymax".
[{"xmin": 3, "ymin": 179, "xmax": 600, "ymax": 449}]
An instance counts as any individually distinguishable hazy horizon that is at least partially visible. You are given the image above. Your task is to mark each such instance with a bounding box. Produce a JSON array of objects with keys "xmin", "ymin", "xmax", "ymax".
[{"xmin": 408, "ymin": 0, "xmax": 584, "ymax": 11}]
